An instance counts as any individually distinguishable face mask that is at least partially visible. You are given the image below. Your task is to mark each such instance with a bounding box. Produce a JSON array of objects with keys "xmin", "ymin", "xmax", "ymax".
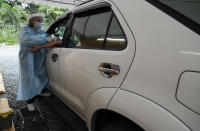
[{"xmin": 34, "ymin": 22, "xmax": 42, "ymax": 30}]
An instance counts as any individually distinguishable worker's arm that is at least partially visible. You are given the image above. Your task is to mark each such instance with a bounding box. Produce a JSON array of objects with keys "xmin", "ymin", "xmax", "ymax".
[
  {"xmin": 29, "ymin": 40, "xmax": 62, "ymax": 52},
  {"xmin": 19, "ymin": 27, "xmax": 48, "ymax": 47}
]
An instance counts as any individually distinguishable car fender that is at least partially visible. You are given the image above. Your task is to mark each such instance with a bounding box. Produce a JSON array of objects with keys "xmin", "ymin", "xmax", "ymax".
[
  {"xmin": 85, "ymin": 87, "xmax": 117, "ymax": 131},
  {"xmin": 107, "ymin": 89, "xmax": 191, "ymax": 131}
]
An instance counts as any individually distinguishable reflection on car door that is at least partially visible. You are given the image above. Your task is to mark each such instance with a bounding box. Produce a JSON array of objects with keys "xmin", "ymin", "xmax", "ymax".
[{"xmin": 57, "ymin": 4, "xmax": 136, "ymax": 118}]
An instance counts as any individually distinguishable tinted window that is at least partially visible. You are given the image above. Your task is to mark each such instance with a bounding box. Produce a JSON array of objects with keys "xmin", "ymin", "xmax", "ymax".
[
  {"xmin": 84, "ymin": 12, "xmax": 111, "ymax": 38},
  {"xmin": 69, "ymin": 11, "xmax": 112, "ymax": 49},
  {"xmin": 68, "ymin": 8, "xmax": 127, "ymax": 50},
  {"xmin": 147, "ymin": 0, "xmax": 200, "ymax": 34},
  {"xmin": 105, "ymin": 16, "xmax": 126, "ymax": 50},
  {"xmin": 159, "ymin": 0, "xmax": 200, "ymax": 24}
]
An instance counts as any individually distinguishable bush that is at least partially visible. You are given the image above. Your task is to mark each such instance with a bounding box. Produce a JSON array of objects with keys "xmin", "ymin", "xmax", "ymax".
[
  {"xmin": 0, "ymin": 26, "xmax": 19, "ymax": 45},
  {"xmin": 0, "ymin": 0, "xmax": 68, "ymax": 46}
]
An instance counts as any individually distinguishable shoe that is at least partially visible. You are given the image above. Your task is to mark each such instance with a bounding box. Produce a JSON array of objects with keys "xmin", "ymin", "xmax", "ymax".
[
  {"xmin": 39, "ymin": 91, "xmax": 51, "ymax": 97},
  {"xmin": 27, "ymin": 104, "xmax": 36, "ymax": 112}
]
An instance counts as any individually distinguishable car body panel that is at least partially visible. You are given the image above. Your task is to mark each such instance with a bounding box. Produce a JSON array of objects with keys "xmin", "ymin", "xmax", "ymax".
[
  {"xmin": 111, "ymin": 0, "xmax": 200, "ymax": 130},
  {"xmin": 47, "ymin": 0, "xmax": 136, "ymax": 118},
  {"xmin": 176, "ymin": 71, "xmax": 200, "ymax": 115},
  {"xmin": 46, "ymin": 0, "xmax": 200, "ymax": 130},
  {"xmin": 85, "ymin": 87, "xmax": 117, "ymax": 131},
  {"xmin": 46, "ymin": 48, "xmax": 61, "ymax": 94},
  {"xmin": 108, "ymin": 89, "xmax": 191, "ymax": 131}
]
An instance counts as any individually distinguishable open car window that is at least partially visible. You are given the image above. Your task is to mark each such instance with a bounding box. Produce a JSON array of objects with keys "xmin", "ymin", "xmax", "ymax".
[
  {"xmin": 50, "ymin": 18, "xmax": 69, "ymax": 40},
  {"xmin": 46, "ymin": 13, "xmax": 71, "ymax": 40}
]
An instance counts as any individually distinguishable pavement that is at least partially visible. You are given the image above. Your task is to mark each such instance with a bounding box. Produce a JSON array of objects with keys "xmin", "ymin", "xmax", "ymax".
[{"xmin": 0, "ymin": 46, "xmax": 88, "ymax": 131}]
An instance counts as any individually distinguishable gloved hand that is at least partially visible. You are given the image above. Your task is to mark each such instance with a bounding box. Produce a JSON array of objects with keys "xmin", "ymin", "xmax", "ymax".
[
  {"xmin": 54, "ymin": 36, "xmax": 59, "ymax": 41},
  {"xmin": 46, "ymin": 37, "xmax": 53, "ymax": 43},
  {"xmin": 29, "ymin": 46, "xmax": 40, "ymax": 52}
]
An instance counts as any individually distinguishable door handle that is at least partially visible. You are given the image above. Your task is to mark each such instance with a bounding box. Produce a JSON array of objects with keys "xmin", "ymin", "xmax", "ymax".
[
  {"xmin": 51, "ymin": 53, "xmax": 58, "ymax": 62},
  {"xmin": 99, "ymin": 63, "xmax": 120, "ymax": 78}
]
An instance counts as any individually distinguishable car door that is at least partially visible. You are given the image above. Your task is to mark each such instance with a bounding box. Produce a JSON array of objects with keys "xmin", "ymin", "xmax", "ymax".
[
  {"xmin": 58, "ymin": 3, "xmax": 136, "ymax": 118},
  {"xmin": 46, "ymin": 14, "xmax": 70, "ymax": 95}
]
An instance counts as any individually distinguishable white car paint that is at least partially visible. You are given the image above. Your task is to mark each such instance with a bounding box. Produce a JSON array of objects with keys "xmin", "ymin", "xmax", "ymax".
[
  {"xmin": 108, "ymin": 89, "xmax": 191, "ymax": 131},
  {"xmin": 113, "ymin": 0, "xmax": 200, "ymax": 130},
  {"xmin": 85, "ymin": 88, "xmax": 117, "ymax": 129},
  {"xmin": 46, "ymin": 48, "xmax": 61, "ymax": 94},
  {"xmin": 177, "ymin": 71, "xmax": 200, "ymax": 115},
  {"xmin": 46, "ymin": 0, "xmax": 200, "ymax": 130}
]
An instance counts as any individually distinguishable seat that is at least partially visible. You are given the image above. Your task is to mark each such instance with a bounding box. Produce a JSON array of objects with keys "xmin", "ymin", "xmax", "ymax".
[{"xmin": 80, "ymin": 38, "xmax": 104, "ymax": 49}]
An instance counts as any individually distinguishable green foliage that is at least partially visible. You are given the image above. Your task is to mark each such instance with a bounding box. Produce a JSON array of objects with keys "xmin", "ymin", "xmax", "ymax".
[
  {"xmin": 25, "ymin": 3, "xmax": 40, "ymax": 13},
  {"xmin": 0, "ymin": 3, "xmax": 28, "ymax": 29},
  {"xmin": 0, "ymin": 26, "xmax": 19, "ymax": 45},
  {"xmin": 39, "ymin": 5, "xmax": 68, "ymax": 26},
  {"xmin": 0, "ymin": 28, "xmax": 5, "ymax": 43},
  {"xmin": 0, "ymin": 0, "xmax": 68, "ymax": 45},
  {"xmin": 0, "ymin": 0, "xmax": 2, "ymax": 7},
  {"xmin": 1, "ymin": 0, "xmax": 22, "ymax": 7}
]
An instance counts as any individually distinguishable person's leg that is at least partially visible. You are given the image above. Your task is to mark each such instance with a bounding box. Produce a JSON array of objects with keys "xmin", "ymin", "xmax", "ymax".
[
  {"xmin": 26, "ymin": 97, "xmax": 36, "ymax": 104},
  {"xmin": 26, "ymin": 97, "xmax": 36, "ymax": 111},
  {"xmin": 39, "ymin": 88, "xmax": 51, "ymax": 97}
]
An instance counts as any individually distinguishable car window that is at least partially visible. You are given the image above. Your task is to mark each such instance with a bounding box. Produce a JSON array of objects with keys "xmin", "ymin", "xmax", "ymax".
[
  {"xmin": 147, "ymin": 0, "xmax": 200, "ymax": 34},
  {"xmin": 51, "ymin": 18, "xmax": 68, "ymax": 40},
  {"xmin": 105, "ymin": 16, "xmax": 126, "ymax": 50},
  {"xmin": 69, "ymin": 10, "xmax": 112, "ymax": 49},
  {"xmin": 158, "ymin": 0, "xmax": 200, "ymax": 25}
]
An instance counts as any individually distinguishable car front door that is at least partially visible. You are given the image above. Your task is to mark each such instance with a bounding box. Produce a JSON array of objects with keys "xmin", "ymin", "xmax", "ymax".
[
  {"xmin": 46, "ymin": 14, "xmax": 70, "ymax": 95},
  {"xmin": 58, "ymin": 3, "xmax": 136, "ymax": 118}
]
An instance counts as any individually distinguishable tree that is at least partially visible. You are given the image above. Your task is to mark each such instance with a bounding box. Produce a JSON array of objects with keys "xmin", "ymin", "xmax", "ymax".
[
  {"xmin": 38, "ymin": 5, "xmax": 68, "ymax": 25},
  {"xmin": 1, "ymin": 0, "xmax": 21, "ymax": 7},
  {"xmin": 25, "ymin": 3, "xmax": 40, "ymax": 14},
  {"xmin": 0, "ymin": 3, "xmax": 28, "ymax": 28},
  {"xmin": 0, "ymin": 0, "xmax": 68, "ymax": 45}
]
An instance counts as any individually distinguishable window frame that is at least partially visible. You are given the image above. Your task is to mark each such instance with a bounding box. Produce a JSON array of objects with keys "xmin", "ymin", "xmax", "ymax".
[
  {"xmin": 104, "ymin": 13, "xmax": 127, "ymax": 50},
  {"xmin": 64, "ymin": 4, "xmax": 127, "ymax": 51},
  {"xmin": 46, "ymin": 12, "xmax": 72, "ymax": 47},
  {"xmin": 146, "ymin": 0, "xmax": 200, "ymax": 35},
  {"xmin": 46, "ymin": 12, "xmax": 71, "ymax": 35}
]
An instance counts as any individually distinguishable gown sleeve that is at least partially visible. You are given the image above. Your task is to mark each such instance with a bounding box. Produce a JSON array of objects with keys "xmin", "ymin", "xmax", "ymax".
[{"xmin": 19, "ymin": 27, "xmax": 47, "ymax": 47}]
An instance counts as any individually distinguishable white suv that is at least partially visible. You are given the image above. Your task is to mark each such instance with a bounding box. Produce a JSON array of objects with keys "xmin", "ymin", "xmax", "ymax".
[{"xmin": 46, "ymin": 0, "xmax": 200, "ymax": 131}]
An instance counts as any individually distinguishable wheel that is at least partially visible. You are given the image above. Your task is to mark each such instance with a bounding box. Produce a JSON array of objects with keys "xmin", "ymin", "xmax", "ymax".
[{"xmin": 101, "ymin": 120, "xmax": 143, "ymax": 131}]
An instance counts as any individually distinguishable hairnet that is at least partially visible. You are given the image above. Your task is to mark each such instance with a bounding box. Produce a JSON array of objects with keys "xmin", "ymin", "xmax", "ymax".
[
  {"xmin": 28, "ymin": 12, "xmax": 44, "ymax": 20},
  {"xmin": 28, "ymin": 12, "xmax": 44, "ymax": 27}
]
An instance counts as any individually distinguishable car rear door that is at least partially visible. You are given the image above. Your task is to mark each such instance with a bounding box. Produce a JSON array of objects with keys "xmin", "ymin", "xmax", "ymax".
[{"xmin": 58, "ymin": 2, "xmax": 136, "ymax": 118}]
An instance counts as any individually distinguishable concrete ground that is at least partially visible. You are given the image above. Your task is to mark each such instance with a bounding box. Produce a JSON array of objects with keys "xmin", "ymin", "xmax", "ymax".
[{"xmin": 0, "ymin": 46, "xmax": 87, "ymax": 131}]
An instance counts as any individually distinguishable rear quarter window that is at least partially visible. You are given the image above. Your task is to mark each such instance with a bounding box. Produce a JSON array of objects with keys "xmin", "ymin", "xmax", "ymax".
[{"xmin": 147, "ymin": 0, "xmax": 200, "ymax": 35}]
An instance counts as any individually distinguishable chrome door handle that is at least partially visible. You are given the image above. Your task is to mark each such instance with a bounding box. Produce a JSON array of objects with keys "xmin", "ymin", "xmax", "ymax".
[
  {"xmin": 99, "ymin": 63, "xmax": 120, "ymax": 78},
  {"xmin": 51, "ymin": 53, "xmax": 58, "ymax": 62}
]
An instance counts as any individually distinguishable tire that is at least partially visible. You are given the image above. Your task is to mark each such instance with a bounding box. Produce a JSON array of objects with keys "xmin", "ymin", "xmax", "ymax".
[{"xmin": 101, "ymin": 120, "xmax": 143, "ymax": 131}]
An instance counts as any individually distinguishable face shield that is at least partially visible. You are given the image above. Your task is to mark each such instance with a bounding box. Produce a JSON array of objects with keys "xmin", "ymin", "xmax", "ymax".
[{"xmin": 28, "ymin": 13, "xmax": 44, "ymax": 27}]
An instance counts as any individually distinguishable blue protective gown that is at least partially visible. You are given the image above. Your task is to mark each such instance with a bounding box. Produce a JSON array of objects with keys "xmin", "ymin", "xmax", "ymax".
[{"xmin": 17, "ymin": 26, "xmax": 49, "ymax": 101}]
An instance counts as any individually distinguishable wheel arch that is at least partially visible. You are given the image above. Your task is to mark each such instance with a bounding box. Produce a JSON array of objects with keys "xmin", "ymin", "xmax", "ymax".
[
  {"xmin": 91, "ymin": 109, "xmax": 144, "ymax": 131},
  {"xmin": 86, "ymin": 88, "xmax": 190, "ymax": 131},
  {"xmin": 106, "ymin": 89, "xmax": 191, "ymax": 131}
]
